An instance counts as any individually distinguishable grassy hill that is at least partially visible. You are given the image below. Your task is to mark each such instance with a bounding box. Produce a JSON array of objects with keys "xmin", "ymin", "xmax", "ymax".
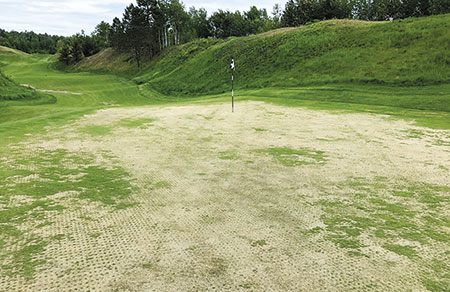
[
  {"xmin": 0, "ymin": 46, "xmax": 55, "ymax": 107},
  {"xmin": 0, "ymin": 69, "xmax": 55, "ymax": 107},
  {"xmin": 76, "ymin": 15, "xmax": 449, "ymax": 98}
]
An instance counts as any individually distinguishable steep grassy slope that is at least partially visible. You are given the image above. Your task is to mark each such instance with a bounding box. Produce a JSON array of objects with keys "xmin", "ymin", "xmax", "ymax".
[
  {"xmin": 0, "ymin": 48, "xmax": 55, "ymax": 107},
  {"xmin": 140, "ymin": 15, "xmax": 449, "ymax": 95},
  {"xmin": 0, "ymin": 71, "xmax": 55, "ymax": 106},
  {"xmin": 76, "ymin": 15, "xmax": 450, "ymax": 99}
]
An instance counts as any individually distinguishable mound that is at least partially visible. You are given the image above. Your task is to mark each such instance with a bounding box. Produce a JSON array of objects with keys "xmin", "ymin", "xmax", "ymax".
[
  {"xmin": 75, "ymin": 14, "xmax": 450, "ymax": 97},
  {"xmin": 0, "ymin": 70, "xmax": 55, "ymax": 107},
  {"xmin": 0, "ymin": 45, "xmax": 30, "ymax": 56}
]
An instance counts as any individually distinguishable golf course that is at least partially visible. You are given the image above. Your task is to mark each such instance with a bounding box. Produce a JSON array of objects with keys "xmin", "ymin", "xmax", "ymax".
[{"xmin": 0, "ymin": 14, "xmax": 449, "ymax": 292}]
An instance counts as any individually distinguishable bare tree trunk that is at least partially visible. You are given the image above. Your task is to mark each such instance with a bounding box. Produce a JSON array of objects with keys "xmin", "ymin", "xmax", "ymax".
[
  {"xmin": 175, "ymin": 28, "xmax": 178, "ymax": 45},
  {"xmin": 165, "ymin": 27, "xmax": 168, "ymax": 48},
  {"xmin": 134, "ymin": 49, "xmax": 140, "ymax": 68}
]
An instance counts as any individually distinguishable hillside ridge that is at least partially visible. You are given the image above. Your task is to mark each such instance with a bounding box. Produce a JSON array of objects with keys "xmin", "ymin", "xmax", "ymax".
[
  {"xmin": 73, "ymin": 15, "xmax": 450, "ymax": 97},
  {"xmin": 0, "ymin": 50, "xmax": 55, "ymax": 107}
]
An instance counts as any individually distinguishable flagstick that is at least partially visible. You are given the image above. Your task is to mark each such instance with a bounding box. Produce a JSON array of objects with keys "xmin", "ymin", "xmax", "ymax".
[
  {"xmin": 231, "ymin": 58, "xmax": 235, "ymax": 113},
  {"xmin": 232, "ymin": 70, "xmax": 234, "ymax": 113}
]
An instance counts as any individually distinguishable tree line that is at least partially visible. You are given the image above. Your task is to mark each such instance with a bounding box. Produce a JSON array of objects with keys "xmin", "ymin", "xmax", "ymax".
[
  {"xmin": 0, "ymin": 30, "xmax": 65, "ymax": 54},
  {"xmin": 1, "ymin": 0, "xmax": 448, "ymax": 65},
  {"xmin": 107, "ymin": 1, "xmax": 281, "ymax": 68},
  {"xmin": 106, "ymin": 0, "xmax": 449, "ymax": 67},
  {"xmin": 281, "ymin": 0, "xmax": 450, "ymax": 26},
  {"xmin": 58, "ymin": 22, "xmax": 111, "ymax": 65}
]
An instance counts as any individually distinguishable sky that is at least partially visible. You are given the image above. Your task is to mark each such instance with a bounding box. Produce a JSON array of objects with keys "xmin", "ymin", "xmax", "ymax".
[{"xmin": 0, "ymin": 0, "xmax": 281, "ymax": 36}]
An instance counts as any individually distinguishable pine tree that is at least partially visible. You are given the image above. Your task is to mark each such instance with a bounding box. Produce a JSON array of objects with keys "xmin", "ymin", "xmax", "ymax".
[
  {"xmin": 58, "ymin": 44, "xmax": 72, "ymax": 65},
  {"xmin": 71, "ymin": 39, "xmax": 84, "ymax": 63}
]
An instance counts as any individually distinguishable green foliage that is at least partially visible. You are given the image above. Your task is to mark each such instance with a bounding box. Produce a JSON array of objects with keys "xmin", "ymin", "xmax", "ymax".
[
  {"xmin": 282, "ymin": 0, "xmax": 354, "ymax": 26},
  {"xmin": 57, "ymin": 29, "xmax": 109, "ymax": 65},
  {"xmin": 0, "ymin": 29, "xmax": 65, "ymax": 54},
  {"xmin": 58, "ymin": 44, "xmax": 72, "ymax": 65},
  {"xmin": 106, "ymin": 1, "xmax": 279, "ymax": 67},
  {"xmin": 282, "ymin": 0, "xmax": 450, "ymax": 25}
]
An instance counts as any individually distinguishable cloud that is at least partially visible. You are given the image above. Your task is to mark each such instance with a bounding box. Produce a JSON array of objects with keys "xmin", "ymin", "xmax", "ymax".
[
  {"xmin": 0, "ymin": 0, "xmax": 281, "ymax": 36},
  {"xmin": 0, "ymin": 0, "xmax": 128, "ymax": 35}
]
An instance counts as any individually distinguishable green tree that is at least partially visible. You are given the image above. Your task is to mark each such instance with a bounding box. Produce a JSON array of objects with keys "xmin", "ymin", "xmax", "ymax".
[
  {"xmin": 110, "ymin": 17, "xmax": 126, "ymax": 50},
  {"xmin": 272, "ymin": 4, "xmax": 283, "ymax": 28},
  {"xmin": 282, "ymin": 0, "xmax": 301, "ymax": 26},
  {"xmin": 189, "ymin": 7, "xmax": 211, "ymax": 38},
  {"xmin": 122, "ymin": 4, "xmax": 148, "ymax": 68},
  {"xmin": 93, "ymin": 21, "xmax": 111, "ymax": 44},
  {"xmin": 245, "ymin": 6, "xmax": 271, "ymax": 34},
  {"xmin": 167, "ymin": 0, "xmax": 191, "ymax": 45},
  {"xmin": 58, "ymin": 43, "xmax": 72, "ymax": 65},
  {"xmin": 429, "ymin": 0, "xmax": 450, "ymax": 14},
  {"xmin": 71, "ymin": 38, "xmax": 84, "ymax": 62}
]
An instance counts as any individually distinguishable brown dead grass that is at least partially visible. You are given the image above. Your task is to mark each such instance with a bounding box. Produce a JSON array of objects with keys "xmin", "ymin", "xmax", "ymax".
[{"xmin": 1, "ymin": 102, "xmax": 449, "ymax": 291}]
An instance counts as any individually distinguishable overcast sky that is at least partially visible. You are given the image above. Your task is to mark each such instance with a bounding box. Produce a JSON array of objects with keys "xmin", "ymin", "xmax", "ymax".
[{"xmin": 0, "ymin": 0, "xmax": 281, "ymax": 36}]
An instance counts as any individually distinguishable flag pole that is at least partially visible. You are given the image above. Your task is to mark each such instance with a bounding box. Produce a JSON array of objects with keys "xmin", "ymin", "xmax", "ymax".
[
  {"xmin": 232, "ymin": 69, "xmax": 234, "ymax": 113},
  {"xmin": 231, "ymin": 58, "xmax": 235, "ymax": 113}
]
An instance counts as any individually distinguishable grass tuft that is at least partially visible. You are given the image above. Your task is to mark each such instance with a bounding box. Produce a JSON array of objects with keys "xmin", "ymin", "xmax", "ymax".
[{"xmin": 258, "ymin": 147, "xmax": 326, "ymax": 166}]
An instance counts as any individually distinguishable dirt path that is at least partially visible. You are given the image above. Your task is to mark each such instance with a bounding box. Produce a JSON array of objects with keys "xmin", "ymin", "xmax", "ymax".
[
  {"xmin": 21, "ymin": 84, "xmax": 83, "ymax": 95},
  {"xmin": 1, "ymin": 102, "xmax": 449, "ymax": 291}
]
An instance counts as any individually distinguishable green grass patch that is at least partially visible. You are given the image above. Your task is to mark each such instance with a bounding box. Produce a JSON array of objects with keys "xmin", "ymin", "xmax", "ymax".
[
  {"xmin": 0, "ymin": 148, "xmax": 136, "ymax": 279},
  {"xmin": 251, "ymin": 240, "xmax": 267, "ymax": 247},
  {"xmin": 117, "ymin": 117, "xmax": 156, "ymax": 128},
  {"xmin": 421, "ymin": 258, "xmax": 450, "ymax": 292},
  {"xmin": 152, "ymin": 181, "xmax": 171, "ymax": 189},
  {"xmin": 258, "ymin": 147, "xmax": 326, "ymax": 166},
  {"xmin": 79, "ymin": 125, "xmax": 112, "ymax": 136},
  {"xmin": 310, "ymin": 179, "xmax": 449, "ymax": 278},
  {"xmin": 142, "ymin": 263, "xmax": 154, "ymax": 269},
  {"xmin": 8, "ymin": 238, "xmax": 48, "ymax": 280},
  {"xmin": 382, "ymin": 244, "xmax": 418, "ymax": 259},
  {"xmin": 422, "ymin": 279, "xmax": 450, "ymax": 292}
]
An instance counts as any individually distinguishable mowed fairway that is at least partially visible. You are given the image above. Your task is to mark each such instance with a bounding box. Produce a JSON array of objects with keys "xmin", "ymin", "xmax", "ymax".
[{"xmin": 1, "ymin": 99, "xmax": 450, "ymax": 291}]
